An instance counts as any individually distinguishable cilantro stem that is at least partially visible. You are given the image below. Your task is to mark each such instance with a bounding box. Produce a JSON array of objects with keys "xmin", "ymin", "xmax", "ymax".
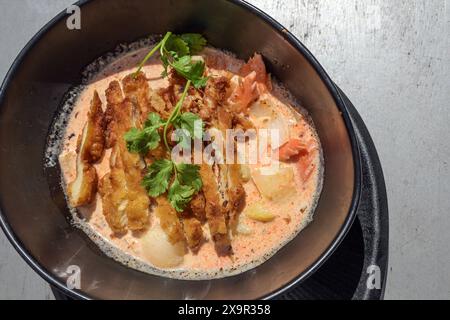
[
  {"xmin": 134, "ymin": 32, "xmax": 172, "ymax": 78},
  {"xmin": 159, "ymin": 32, "xmax": 172, "ymax": 58},
  {"xmin": 163, "ymin": 80, "xmax": 192, "ymax": 150}
]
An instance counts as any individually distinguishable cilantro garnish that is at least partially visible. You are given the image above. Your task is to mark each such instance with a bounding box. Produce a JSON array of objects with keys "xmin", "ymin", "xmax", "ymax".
[
  {"xmin": 126, "ymin": 32, "xmax": 208, "ymax": 212},
  {"xmin": 124, "ymin": 113, "xmax": 164, "ymax": 154},
  {"xmin": 175, "ymin": 163, "xmax": 203, "ymax": 193},
  {"xmin": 134, "ymin": 32, "xmax": 208, "ymax": 88},
  {"xmin": 142, "ymin": 159, "xmax": 173, "ymax": 197},
  {"xmin": 179, "ymin": 34, "xmax": 207, "ymax": 54},
  {"xmin": 172, "ymin": 112, "xmax": 204, "ymax": 148},
  {"xmin": 170, "ymin": 56, "xmax": 208, "ymax": 88},
  {"xmin": 168, "ymin": 162, "xmax": 202, "ymax": 212},
  {"xmin": 141, "ymin": 159, "xmax": 202, "ymax": 212}
]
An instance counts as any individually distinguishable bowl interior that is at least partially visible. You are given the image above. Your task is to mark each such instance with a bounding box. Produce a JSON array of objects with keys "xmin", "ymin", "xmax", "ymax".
[{"xmin": 0, "ymin": 0, "xmax": 357, "ymax": 299}]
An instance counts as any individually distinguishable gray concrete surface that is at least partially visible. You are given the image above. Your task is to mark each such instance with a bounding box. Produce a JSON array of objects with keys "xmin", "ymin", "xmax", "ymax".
[{"xmin": 0, "ymin": 0, "xmax": 449, "ymax": 300}]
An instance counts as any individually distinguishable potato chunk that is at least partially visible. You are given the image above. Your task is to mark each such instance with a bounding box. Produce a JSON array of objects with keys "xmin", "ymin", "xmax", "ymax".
[
  {"xmin": 244, "ymin": 202, "xmax": 275, "ymax": 222},
  {"xmin": 141, "ymin": 225, "xmax": 185, "ymax": 268},
  {"xmin": 251, "ymin": 166, "xmax": 295, "ymax": 200}
]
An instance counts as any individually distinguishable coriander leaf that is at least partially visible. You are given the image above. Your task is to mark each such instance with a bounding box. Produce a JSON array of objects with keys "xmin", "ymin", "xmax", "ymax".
[
  {"xmin": 142, "ymin": 159, "xmax": 174, "ymax": 197},
  {"xmin": 171, "ymin": 55, "xmax": 193, "ymax": 74},
  {"xmin": 171, "ymin": 58, "xmax": 208, "ymax": 88},
  {"xmin": 142, "ymin": 127, "xmax": 161, "ymax": 152},
  {"xmin": 173, "ymin": 112, "xmax": 204, "ymax": 147},
  {"xmin": 180, "ymin": 33, "xmax": 207, "ymax": 54},
  {"xmin": 145, "ymin": 112, "xmax": 164, "ymax": 127},
  {"xmin": 124, "ymin": 127, "xmax": 160, "ymax": 154},
  {"xmin": 176, "ymin": 163, "xmax": 202, "ymax": 192},
  {"xmin": 124, "ymin": 128, "xmax": 145, "ymax": 153},
  {"xmin": 125, "ymin": 113, "xmax": 164, "ymax": 154},
  {"xmin": 172, "ymin": 128, "xmax": 192, "ymax": 149},
  {"xmin": 168, "ymin": 179, "xmax": 196, "ymax": 212},
  {"xmin": 190, "ymin": 60, "xmax": 209, "ymax": 88},
  {"xmin": 165, "ymin": 35, "xmax": 190, "ymax": 58},
  {"xmin": 168, "ymin": 163, "xmax": 202, "ymax": 212},
  {"xmin": 172, "ymin": 112, "xmax": 203, "ymax": 148}
]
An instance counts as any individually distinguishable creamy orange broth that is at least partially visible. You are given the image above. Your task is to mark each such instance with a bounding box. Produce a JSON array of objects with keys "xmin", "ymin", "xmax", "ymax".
[{"xmin": 58, "ymin": 46, "xmax": 323, "ymax": 279}]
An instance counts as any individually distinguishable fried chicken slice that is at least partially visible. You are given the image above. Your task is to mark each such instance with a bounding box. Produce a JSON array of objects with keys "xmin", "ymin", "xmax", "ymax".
[
  {"xmin": 122, "ymin": 72, "xmax": 154, "ymax": 123},
  {"xmin": 205, "ymin": 76, "xmax": 230, "ymax": 106},
  {"xmin": 98, "ymin": 147, "xmax": 128, "ymax": 234},
  {"xmin": 227, "ymin": 164, "xmax": 246, "ymax": 230},
  {"xmin": 79, "ymin": 91, "xmax": 105, "ymax": 163},
  {"xmin": 104, "ymin": 81, "xmax": 124, "ymax": 148},
  {"xmin": 67, "ymin": 91, "xmax": 105, "ymax": 207},
  {"xmin": 184, "ymin": 89, "xmax": 214, "ymax": 122},
  {"xmin": 214, "ymin": 108, "xmax": 246, "ymax": 232},
  {"xmin": 180, "ymin": 214, "xmax": 204, "ymax": 251},
  {"xmin": 150, "ymin": 89, "xmax": 171, "ymax": 118},
  {"xmin": 190, "ymin": 191, "xmax": 206, "ymax": 222},
  {"xmin": 155, "ymin": 196, "xmax": 186, "ymax": 244},
  {"xmin": 120, "ymin": 144, "xmax": 149, "ymax": 231},
  {"xmin": 199, "ymin": 164, "xmax": 231, "ymax": 255},
  {"xmin": 100, "ymin": 81, "xmax": 150, "ymax": 232}
]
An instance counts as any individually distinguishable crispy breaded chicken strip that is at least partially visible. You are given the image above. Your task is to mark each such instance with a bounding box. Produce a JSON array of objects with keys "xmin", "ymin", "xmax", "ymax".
[
  {"xmin": 68, "ymin": 91, "xmax": 105, "ymax": 207},
  {"xmin": 122, "ymin": 72, "xmax": 154, "ymax": 123},
  {"xmin": 136, "ymin": 72, "xmax": 208, "ymax": 249},
  {"xmin": 205, "ymin": 76, "xmax": 230, "ymax": 106},
  {"xmin": 184, "ymin": 89, "xmax": 213, "ymax": 122},
  {"xmin": 215, "ymin": 108, "xmax": 245, "ymax": 231},
  {"xmin": 155, "ymin": 196, "xmax": 186, "ymax": 244},
  {"xmin": 100, "ymin": 81, "xmax": 150, "ymax": 232},
  {"xmin": 190, "ymin": 192, "xmax": 206, "ymax": 222},
  {"xmin": 120, "ymin": 142, "xmax": 149, "ymax": 230},
  {"xmin": 227, "ymin": 164, "xmax": 245, "ymax": 230},
  {"xmin": 153, "ymin": 87, "xmax": 173, "ymax": 118},
  {"xmin": 104, "ymin": 81, "xmax": 124, "ymax": 148},
  {"xmin": 79, "ymin": 91, "xmax": 105, "ymax": 162},
  {"xmin": 181, "ymin": 214, "xmax": 204, "ymax": 251},
  {"xmin": 98, "ymin": 147, "xmax": 128, "ymax": 234},
  {"xmin": 199, "ymin": 164, "xmax": 231, "ymax": 255}
]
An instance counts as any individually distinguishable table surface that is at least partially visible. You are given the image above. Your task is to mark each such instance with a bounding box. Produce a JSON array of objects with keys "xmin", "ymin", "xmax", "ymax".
[{"xmin": 0, "ymin": 0, "xmax": 449, "ymax": 300}]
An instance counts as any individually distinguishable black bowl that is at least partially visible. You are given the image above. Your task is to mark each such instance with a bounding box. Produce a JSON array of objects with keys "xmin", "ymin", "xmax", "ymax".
[{"xmin": 0, "ymin": 0, "xmax": 360, "ymax": 299}]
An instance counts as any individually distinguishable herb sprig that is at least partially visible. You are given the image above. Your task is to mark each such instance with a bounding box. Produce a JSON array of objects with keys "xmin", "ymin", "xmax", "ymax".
[
  {"xmin": 134, "ymin": 32, "xmax": 208, "ymax": 88},
  {"xmin": 142, "ymin": 159, "xmax": 202, "ymax": 212},
  {"xmin": 124, "ymin": 113, "xmax": 164, "ymax": 154},
  {"xmin": 126, "ymin": 32, "xmax": 208, "ymax": 212}
]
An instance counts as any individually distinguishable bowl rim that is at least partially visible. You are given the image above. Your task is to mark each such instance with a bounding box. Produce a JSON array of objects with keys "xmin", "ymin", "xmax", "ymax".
[{"xmin": 0, "ymin": 0, "xmax": 361, "ymax": 300}]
